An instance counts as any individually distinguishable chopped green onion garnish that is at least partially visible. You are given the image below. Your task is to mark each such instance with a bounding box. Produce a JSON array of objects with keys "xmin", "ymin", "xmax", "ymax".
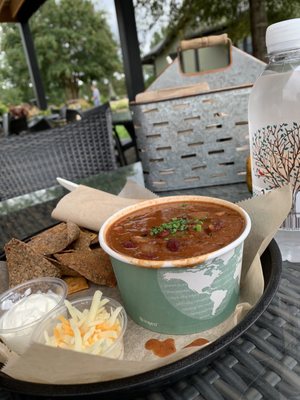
[
  {"xmin": 194, "ymin": 224, "xmax": 203, "ymax": 232},
  {"xmin": 150, "ymin": 218, "xmax": 188, "ymax": 236}
]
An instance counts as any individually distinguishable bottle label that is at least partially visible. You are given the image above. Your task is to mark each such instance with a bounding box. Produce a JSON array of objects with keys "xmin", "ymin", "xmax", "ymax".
[{"xmin": 251, "ymin": 121, "xmax": 300, "ymax": 230}]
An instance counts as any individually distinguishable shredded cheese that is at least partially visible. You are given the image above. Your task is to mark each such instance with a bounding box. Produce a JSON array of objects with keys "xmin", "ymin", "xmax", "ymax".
[{"xmin": 44, "ymin": 290, "xmax": 123, "ymax": 356}]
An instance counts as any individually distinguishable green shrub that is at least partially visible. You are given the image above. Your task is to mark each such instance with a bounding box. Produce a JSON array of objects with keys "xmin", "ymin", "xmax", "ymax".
[{"xmin": 0, "ymin": 102, "xmax": 9, "ymax": 115}]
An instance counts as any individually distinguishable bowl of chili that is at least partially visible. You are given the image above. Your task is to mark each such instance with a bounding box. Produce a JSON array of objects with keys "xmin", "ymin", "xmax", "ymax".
[{"xmin": 99, "ymin": 196, "xmax": 251, "ymax": 334}]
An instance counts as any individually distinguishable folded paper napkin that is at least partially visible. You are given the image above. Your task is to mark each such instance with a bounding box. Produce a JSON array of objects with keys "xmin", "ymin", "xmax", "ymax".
[
  {"xmin": 51, "ymin": 179, "xmax": 158, "ymax": 232},
  {"xmin": 1, "ymin": 183, "xmax": 292, "ymax": 384}
]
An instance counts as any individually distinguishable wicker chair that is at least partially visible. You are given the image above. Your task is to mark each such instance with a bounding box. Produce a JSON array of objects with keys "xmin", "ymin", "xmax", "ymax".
[
  {"xmin": 0, "ymin": 103, "xmax": 117, "ymax": 201},
  {"xmin": 82, "ymin": 105, "xmax": 135, "ymax": 166}
]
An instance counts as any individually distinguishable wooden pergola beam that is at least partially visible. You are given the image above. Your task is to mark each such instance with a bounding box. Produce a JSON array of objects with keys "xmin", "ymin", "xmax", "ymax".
[
  {"xmin": 0, "ymin": 0, "xmax": 6, "ymax": 11},
  {"xmin": 10, "ymin": 0, "xmax": 25, "ymax": 19},
  {"xmin": 0, "ymin": 0, "xmax": 46, "ymax": 22},
  {"xmin": 0, "ymin": 0, "xmax": 25, "ymax": 22},
  {"xmin": 0, "ymin": 0, "xmax": 15, "ymax": 22}
]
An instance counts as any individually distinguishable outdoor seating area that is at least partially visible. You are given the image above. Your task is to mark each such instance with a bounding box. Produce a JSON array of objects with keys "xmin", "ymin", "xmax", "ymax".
[
  {"xmin": 0, "ymin": 103, "xmax": 118, "ymax": 201},
  {"xmin": 0, "ymin": 105, "xmax": 81, "ymax": 137},
  {"xmin": 0, "ymin": 102, "xmax": 139, "ymax": 188},
  {"xmin": 0, "ymin": 1, "xmax": 300, "ymax": 400}
]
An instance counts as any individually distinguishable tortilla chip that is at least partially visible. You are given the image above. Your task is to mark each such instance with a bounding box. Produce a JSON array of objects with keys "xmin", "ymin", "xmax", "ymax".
[
  {"xmin": 54, "ymin": 248, "xmax": 116, "ymax": 287},
  {"xmin": 63, "ymin": 276, "xmax": 89, "ymax": 295},
  {"xmin": 27, "ymin": 222, "xmax": 80, "ymax": 255},
  {"xmin": 4, "ymin": 238, "xmax": 61, "ymax": 288}
]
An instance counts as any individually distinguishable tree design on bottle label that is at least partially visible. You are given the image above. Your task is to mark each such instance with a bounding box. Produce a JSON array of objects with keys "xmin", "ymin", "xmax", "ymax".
[{"xmin": 252, "ymin": 122, "xmax": 300, "ymax": 229}]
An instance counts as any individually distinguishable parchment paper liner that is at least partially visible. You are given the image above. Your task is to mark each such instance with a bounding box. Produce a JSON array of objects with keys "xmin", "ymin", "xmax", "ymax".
[{"xmin": 0, "ymin": 182, "xmax": 292, "ymax": 384}]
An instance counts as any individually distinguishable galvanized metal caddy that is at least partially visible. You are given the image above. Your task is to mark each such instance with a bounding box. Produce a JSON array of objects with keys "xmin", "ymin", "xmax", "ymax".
[{"xmin": 131, "ymin": 40, "xmax": 265, "ymax": 192}]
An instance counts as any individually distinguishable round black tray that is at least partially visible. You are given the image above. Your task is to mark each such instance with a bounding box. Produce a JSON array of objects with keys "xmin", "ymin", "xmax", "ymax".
[{"xmin": 0, "ymin": 239, "xmax": 282, "ymax": 399}]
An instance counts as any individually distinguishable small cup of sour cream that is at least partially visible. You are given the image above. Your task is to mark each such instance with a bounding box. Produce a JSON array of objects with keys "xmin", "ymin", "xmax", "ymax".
[{"xmin": 0, "ymin": 277, "xmax": 67, "ymax": 354}]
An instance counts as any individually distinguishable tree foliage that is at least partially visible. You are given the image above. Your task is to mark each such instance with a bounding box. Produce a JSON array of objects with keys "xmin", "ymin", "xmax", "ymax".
[
  {"xmin": 0, "ymin": 0, "xmax": 123, "ymax": 105},
  {"xmin": 135, "ymin": 0, "xmax": 300, "ymax": 60}
]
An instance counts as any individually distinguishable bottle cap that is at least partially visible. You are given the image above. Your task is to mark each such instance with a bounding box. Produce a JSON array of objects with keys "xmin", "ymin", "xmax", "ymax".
[{"xmin": 266, "ymin": 18, "xmax": 300, "ymax": 54}]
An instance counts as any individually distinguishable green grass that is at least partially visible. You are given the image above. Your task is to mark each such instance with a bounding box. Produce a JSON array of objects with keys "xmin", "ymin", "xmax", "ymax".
[
  {"xmin": 110, "ymin": 98, "xmax": 129, "ymax": 112},
  {"xmin": 115, "ymin": 125, "xmax": 130, "ymax": 140}
]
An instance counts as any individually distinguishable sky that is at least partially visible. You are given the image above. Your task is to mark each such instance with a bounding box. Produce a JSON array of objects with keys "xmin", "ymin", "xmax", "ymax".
[
  {"xmin": 93, "ymin": 0, "xmax": 119, "ymax": 39},
  {"xmin": 93, "ymin": 0, "xmax": 170, "ymax": 55}
]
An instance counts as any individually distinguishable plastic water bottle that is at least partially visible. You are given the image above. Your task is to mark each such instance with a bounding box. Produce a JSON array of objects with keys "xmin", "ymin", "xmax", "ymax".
[{"xmin": 248, "ymin": 18, "xmax": 300, "ymax": 262}]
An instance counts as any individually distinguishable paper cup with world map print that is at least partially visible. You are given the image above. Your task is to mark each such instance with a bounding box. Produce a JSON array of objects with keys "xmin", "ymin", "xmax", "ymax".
[{"xmin": 99, "ymin": 196, "xmax": 251, "ymax": 334}]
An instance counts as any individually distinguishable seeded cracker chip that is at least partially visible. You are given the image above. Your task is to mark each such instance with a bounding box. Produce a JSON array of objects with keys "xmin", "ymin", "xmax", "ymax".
[
  {"xmin": 4, "ymin": 238, "xmax": 61, "ymax": 288},
  {"xmin": 63, "ymin": 276, "xmax": 89, "ymax": 295},
  {"xmin": 71, "ymin": 228, "xmax": 98, "ymax": 250},
  {"xmin": 27, "ymin": 222, "xmax": 80, "ymax": 255},
  {"xmin": 54, "ymin": 248, "xmax": 117, "ymax": 287},
  {"xmin": 45, "ymin": 256, "xmax": 81, "ymax": 277}
]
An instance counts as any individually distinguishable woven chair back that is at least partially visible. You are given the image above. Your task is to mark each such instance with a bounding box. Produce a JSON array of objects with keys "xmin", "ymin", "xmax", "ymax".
[{"xmin": 0, "ymin": 104, "xmax": 117, "ymax": 200}]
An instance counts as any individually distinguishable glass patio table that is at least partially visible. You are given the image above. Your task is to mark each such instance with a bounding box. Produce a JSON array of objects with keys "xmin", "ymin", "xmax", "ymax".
[{"xmin": 0, "ymin": 162, "xmax": 299, "ymax": 400}]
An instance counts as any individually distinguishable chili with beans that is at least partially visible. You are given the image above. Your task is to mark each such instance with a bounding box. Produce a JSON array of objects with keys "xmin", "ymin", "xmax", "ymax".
[{"xmin": 106, "ymin": 201, "xmax": 245, "ymax": 260}]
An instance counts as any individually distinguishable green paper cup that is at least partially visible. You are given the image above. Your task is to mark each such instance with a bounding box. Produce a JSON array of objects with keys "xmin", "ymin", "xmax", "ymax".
[{"xmin": 99, "ymin": 196, "xmax": 251, "ymax": 334}]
